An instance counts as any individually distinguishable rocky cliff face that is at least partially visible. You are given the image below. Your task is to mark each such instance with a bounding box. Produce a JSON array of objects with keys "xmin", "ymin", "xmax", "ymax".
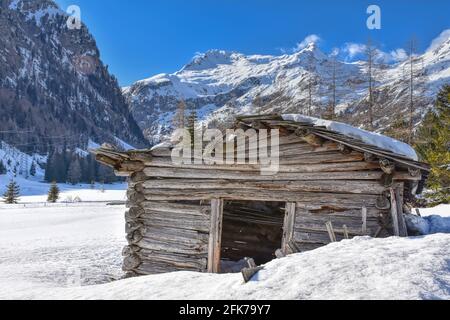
[
  {"xmin": 124, "ymin": 39, "xmax": 450, "ymax": 144},
  {"xmin": 0, "ymin": 0, "xmax": 147, "ymax": 153}
]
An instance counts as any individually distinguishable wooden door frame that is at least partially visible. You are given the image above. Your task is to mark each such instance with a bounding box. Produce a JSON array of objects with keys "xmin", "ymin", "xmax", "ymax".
[
  {"xmin": 207, "ymin": 199, "xmax": 296, "ymax": 273},
  {"xmin": 282, "ymin": 202, "xmax": 296, "ymax": 255},
  {"xmin": 207, "ymin": 199, "xmax": 224, "ymax": 273}
]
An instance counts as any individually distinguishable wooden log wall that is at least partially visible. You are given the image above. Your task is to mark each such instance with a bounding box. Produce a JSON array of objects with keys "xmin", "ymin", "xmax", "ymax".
[
  {"xmin": 117, "ymin": 134, "xmax": 418, "ymax": 274},
  {"xmin": 123, "ymin": 172, "xmax": 211, "ymax": 275}
]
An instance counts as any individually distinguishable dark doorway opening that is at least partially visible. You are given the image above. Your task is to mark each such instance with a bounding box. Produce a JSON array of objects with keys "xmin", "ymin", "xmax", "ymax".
[{"xmin": 220, "ymin": 200, "xmax": 285, "ymax": 272}]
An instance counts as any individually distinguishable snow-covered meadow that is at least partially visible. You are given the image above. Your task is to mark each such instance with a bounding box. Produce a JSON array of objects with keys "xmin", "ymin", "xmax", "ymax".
[{"xmin": 0, "ymin": 177, "xmax": 449, "ymax": 300}]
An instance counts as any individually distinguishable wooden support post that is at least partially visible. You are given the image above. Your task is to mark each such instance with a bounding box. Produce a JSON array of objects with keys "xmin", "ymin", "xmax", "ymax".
[
  {"xmin": 343, "ymin": 225, "xmax": 350, "ymax": 239},
  {"xmin": 389, "ymin": 188, "xmax": 400, "ymax": 236},
  {"xmin": 208, "ymin": 199, "xmax": 224, "ymax": 273},
  {"xmin": 282, "ymin": 202, "xmax": 296, "ymax": 255},
  {"xmin": 362, "ymin": 207, "xmax": 367, "ymax": 235},
  {"xmin": 325, "ymin": 221, "xmax": 337, "ymax": 242},
  {"xmin": 395, "ymin": 186, "xmax": 408, "ymax": 237}
]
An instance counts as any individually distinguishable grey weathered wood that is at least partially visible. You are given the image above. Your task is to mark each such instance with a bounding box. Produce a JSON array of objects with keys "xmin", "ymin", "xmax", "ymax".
[
  {"xmin": 141, "ymin": 188, "xmax": 380, "ymax": 205},
  {"xmin": 325, "ymin": 221, "xmax": 337, "ymax": 242},
  {"xmin": 395, "ymin": 186, "xmax": 408, "ymax": 237},
  {"xmin": 140, "ymin": 179, "xmax": 386, "ymax": 195},
  {"xmin": 282, "ymin": 202, "xmax": 296, "ymax": 254},
  {"xmin": 242, "ymin": 267, "xmax": 264, "ymax": 283},
  {"xmin": 389, "ymin": 188, "xmax": 400, "ymax": 236},
  {"xmin": 122, "ymin": 254, "xmax": 141, "ymax": 271},
  {"xmin": 415, "ymin": 208, "xmax": 422, "ymax": 217},
  {"xmin": 362, "ymin": 207, "xmax": 367, "ymax": 235},
  {"xmin": 147, "ymin": 157, "xmax": 381, "ymax": 173},
  {"xmin": 343, "ymin": 225, "xmax": 350, "ymax": 239},
  {"xmin": 208, "ymin": 199, "xmax": 224, "ymax": 273},
  {"xmin": 143, "ymin": 167, "xmax": 385, "ymax": 181}
]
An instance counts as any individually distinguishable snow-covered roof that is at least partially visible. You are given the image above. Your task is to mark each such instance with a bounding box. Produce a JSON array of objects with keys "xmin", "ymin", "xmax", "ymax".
[{"xmin": 282, "ymin": 114, "xmax": 419, "ymax": 161}]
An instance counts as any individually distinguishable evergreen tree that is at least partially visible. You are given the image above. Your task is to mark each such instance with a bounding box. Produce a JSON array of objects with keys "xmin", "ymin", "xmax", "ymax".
[
  {"xmin": 414, "ymin": 85, "xmax": 450, "ymax": 205},
  {"xmin": 187, "ymin": 110, "xmax": 198, "ymax": 146},
  {"xmin": 29, "ymin": 161, "xmax": 36, "ymax": 176},
  {"xmin": 67, "ymin": 158, "xmax": 82, "ymax": 185},
  {"xmin": 172, "ymin": 100, "xmax": 186, "ymax": 129},
  {"xmin": 47, "ymin": 181, "xmax": 60, "ymax": 203},
  {"xmin": 0, "ymin": 160, "xmax": 6, "ymax": 175},
  {"xmin": 3, "ymin": 180, "xmax": 20, "ymax": 204}
]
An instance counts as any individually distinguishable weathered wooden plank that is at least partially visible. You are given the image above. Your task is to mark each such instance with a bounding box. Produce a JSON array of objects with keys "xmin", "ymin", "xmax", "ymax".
[
  {"xmin": 395, "ymin": 186, "xmax": 408, "ymax": 237},
  {"xmin": 282, "ymin": 202, "xmax": 296, "ymax": 254},
  {"xmin": 362, "ymin": 207, "xmax": 368, "ymax": 235},
  {"xmin": 142, "ymin": 166, "xmax": 418, "ymax": 181},
  {"xmin": 144, "ymin": 158, "xmax": 381, "ymax": 173},
  {"xmin": 142, "ymin": 226, "xmax": 209, "ymax": 245},
  {"xmin": 136, "ymin": 237, "xmax": 208, "ymax": 255},
  {"xmin": 140, "ymin": 179, "xmax": 387, "ymax": 195},
  {"xmin": 208, "ymin": 199, "xmax": 224, "ymax": 273},
  {"xmin": 138, "ymin": 213, "xmax": 210, "ymax": 233},
  {"xmin": 325, "ymin": 221, "xmax": 337, "ymax": 242},
  {"xmin": 135, "ymin": 251, "xmax": 207, "ymax": 270},
  {"xmin": 389, "ymin": 188, "xmax": 400, "ymax": 236},
  {"xmin": 343, "ymin": 225, "xmax": 350, "ymax": 239},
  {"xmin": 295, "ymin": 217, "xmax": 379, "ymax": 234},
  {"xmin": 299, "ymin": 207, "xmax": 385, "ymax": 219},
  {"xmin": 141, "ymin": 189, "xmax": 380, "ymax": 206},
  {"xmin": 138, "ymin": 201, "xmax": 210, "ymax": 216}
]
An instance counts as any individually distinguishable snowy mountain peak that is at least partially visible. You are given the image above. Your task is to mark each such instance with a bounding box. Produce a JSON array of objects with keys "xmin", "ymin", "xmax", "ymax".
[
  {"xmin": 125, "ymin": 31, "xmax": 450, "ymax": 144},
  {"xmin": 181, "ymin": 49, "xmax": 242, "ymax": 71}
]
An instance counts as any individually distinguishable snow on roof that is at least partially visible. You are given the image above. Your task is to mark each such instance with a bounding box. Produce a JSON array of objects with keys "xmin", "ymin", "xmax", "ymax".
[{"xmin": 282, "ymin": 114, "xmax": 419, "ymax": 161}]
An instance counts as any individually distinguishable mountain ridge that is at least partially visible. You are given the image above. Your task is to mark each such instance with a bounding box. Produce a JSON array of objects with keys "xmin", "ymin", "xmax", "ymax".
[
  {"xmin": 124, "ymin": 33, "xmax": 450, "ymax": 144},
  {"xmin": 0, "ymin": 0, "xmax": 147, "ymax": 155}
]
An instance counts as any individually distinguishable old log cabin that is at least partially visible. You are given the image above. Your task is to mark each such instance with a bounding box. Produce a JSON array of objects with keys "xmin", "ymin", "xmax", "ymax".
[{"xmin": 93, "ymin": 114, "xmax": 430, "ymax": 276}]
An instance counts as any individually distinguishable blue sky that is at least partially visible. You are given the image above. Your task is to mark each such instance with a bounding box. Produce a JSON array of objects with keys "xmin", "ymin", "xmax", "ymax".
[{"xmin": 54, "ymin": 0, "xmax": 450, "ymax": 86}]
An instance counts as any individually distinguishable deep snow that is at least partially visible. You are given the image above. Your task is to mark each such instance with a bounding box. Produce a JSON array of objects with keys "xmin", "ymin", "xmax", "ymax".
[{"xmin": 0, "ymin": 201, "xmax": 449, "ymax": 300}]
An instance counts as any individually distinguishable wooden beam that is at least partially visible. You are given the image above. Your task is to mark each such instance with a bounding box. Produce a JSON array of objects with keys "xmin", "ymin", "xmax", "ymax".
[
  {"xmin": 325, "ymin": 221, "xmax": 337, "ymax": 242},
  {"xmin": 362, "ymin": 207, "xmax": 367, "ymax": 235},
  {"xmin": 395, "ymin": 186, "xmax": 408, "ymax": 237},
  {"xmin": 208, "ymin": 199, "xmax": 224, "ymax": 273},
  {"xmin": 389, "ymin": 188, "xmax": 400, "ymax": 236},
  {"xmin": 282, "ymin": 203, "xmax": 296, "ymax": 255},
  {"xmin": 343, "ymin": 225, "xmax": 350, "ymax": 239}
]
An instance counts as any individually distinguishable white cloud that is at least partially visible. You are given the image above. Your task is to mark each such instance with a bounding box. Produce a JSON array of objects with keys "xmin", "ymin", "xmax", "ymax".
[
  {"xmin": 388, "ymin": 48, "xmax": 408, "ymax": 62},
  {"xmin": 295, "ymin": 34, "xmax": 321, "ymax": 52},
  {"xmin": 342, "ymin": 43, "xmax": 366, "ymax": 59},
  {"xmin": 427, "ymin": 29, "xmax": 450, "ymax": 52},
  {"xmin": 340, "ymin": 43, "xmax": 407, "ymax": 64},
  {"xmin": 330, "ymin": 47, "xmax": 340, "ymax": 57}
]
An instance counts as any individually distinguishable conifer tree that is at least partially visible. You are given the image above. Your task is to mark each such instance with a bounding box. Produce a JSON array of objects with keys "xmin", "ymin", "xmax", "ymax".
[
  {"xmin": 67, "ymin": 158, "xmax": 81, "ymax": 185},
  {"xmin": 47, "ymin": 181, "xmax": 60, "ymax": 203},
  {"xmin": 415, "ymin": 85, "xmax": 450, "ymax": 205},
  {"xmin": 172, "ymin": 100, "xmax": 186, "ymax": 129},
  {"xmin": 0, "ymin": 160, "xmax": 6, "ymax": 175},
  {"xmin": 29, "ymin": 161, "xmax": 36, "ymax": 176},
  {"xmin": 187, "ymin": 110, "xmax": 198, "ymax": 145},
  {"xmin": 3, "ymin": 180, "xmax": 20, "ymax": 204}
]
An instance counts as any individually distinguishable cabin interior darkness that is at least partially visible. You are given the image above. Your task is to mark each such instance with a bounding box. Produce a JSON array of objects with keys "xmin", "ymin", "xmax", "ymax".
[{"xmin": 220, "ymin": 200, "xmax": 285, "ymax": 267}]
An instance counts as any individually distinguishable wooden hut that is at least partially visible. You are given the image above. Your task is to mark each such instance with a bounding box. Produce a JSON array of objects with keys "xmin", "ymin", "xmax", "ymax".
[{"xmin": 93, "ymin": 114, "xmax": 430, "ymax": 276}]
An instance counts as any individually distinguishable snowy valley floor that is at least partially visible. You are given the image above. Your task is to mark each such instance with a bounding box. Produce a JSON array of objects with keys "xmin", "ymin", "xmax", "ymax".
[{"xmin": 0, "ymin": 184, "xmax": 449, "ymax": 300}]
